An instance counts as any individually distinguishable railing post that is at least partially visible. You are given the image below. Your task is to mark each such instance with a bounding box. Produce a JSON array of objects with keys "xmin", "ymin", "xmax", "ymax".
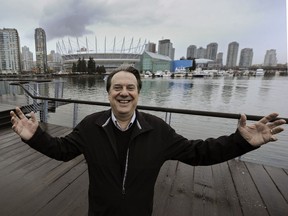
[
  {"xmin": 165, "ymin": 112, "xmax": 172, "ymax": 125},
  {"xmin": 32, "ymin": 84, "xmax": 38, "ymax": 111},
  {"xmin": 73, "ymin": 103, "xmax": 78, "ymax": 128},
  {"xmin": 40, "ymin": 100, "xmax": 48, "ymax": 123},
  {"xmin": 25, "ymin": 84, "xmax": 30, "ymax": 105},
  {"xmin": 54, "ymin": 82, "xmax": 59, "ymax": 108}
]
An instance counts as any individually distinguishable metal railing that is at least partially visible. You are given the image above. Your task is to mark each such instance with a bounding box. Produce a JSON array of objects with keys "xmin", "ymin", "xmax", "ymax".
[
  {"xmin": 13, "ymin": 82, "xmax": 288, "ymax": 127},
  {"xmin": 22, "ymin": 83, "xmax": 43, "ymax": 113}
]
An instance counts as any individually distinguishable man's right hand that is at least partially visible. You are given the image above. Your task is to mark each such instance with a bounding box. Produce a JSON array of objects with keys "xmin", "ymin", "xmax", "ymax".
[{"xmin": 10, "ymin": 107, "xmax": 39, "ymax": 141}]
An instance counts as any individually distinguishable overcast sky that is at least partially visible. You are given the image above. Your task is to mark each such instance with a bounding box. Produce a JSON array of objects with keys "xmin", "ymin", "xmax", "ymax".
[{"xmin": 1, "ymin": 0, "xmax": 287, "ymax": 64}]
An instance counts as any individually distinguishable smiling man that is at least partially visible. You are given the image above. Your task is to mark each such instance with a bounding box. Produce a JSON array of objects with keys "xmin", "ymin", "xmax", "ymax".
[{"xmin": 10, "ymin": 65, "xmax": 286, "ymax": 216}]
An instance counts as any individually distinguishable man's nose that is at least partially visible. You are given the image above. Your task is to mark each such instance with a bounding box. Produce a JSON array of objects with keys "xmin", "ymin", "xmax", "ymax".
[{"xmin": 119, "ymin": 87, "xmax": 129, "ymax": 96}]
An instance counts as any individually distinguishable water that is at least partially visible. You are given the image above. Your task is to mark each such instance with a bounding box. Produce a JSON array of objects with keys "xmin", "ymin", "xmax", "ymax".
[
  {"xmin": 2, "ymin": 75, "xmax": 288, "ymax": 168},
  {"xmin": 51, "ymin": 75, "xmax": 288, "ymax": 117}
]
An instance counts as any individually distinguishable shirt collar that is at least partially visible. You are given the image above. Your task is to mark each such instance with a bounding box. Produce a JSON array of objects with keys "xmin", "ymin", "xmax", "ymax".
[{"xmin": 111, "ymin": 111, "xmax": 136, "ymax": 131}]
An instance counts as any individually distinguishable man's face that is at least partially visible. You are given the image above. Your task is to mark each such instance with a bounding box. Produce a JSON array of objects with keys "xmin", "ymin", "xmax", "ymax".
[{"xmin": 108, "ymin": 71, "xmax": 139, "ymax": 119}]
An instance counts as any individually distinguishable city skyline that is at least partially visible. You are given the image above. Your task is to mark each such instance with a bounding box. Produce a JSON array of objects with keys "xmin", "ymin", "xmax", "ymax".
[{"xmin": 1, "ymin": 0, "xmax": 287, "ymax": 64}]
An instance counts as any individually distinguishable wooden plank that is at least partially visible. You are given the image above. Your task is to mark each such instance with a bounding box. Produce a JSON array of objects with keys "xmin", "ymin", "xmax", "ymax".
[
  {"xmin": 0, "ymin": 134, "xmax": 23, "ymax": 150},
  {"xmin": 0, "ymin": 127, "xmax": 13, "ymax": 136},
  {"xmin": 163, "ymin": 162, "xmax": 195, "ymax": 216},
  {"xmin": 264, "ymin": 165, "xmax": 288, "ymax": 203},
  {"xmin": 33, "ymin": 168, "xmax": 88, "ymax": 216},
  {"xmin": 228, "ymin": 160, "xmax": 269, "ymax": 216},
  {"xmin": 246, "ymin": 162, "xmax": 288, "ymax": 216},
  {"xmin": 9, "ymin": 160, "xmax": 88, "ymax": 216},
  {"xmin": 0, "ymin": 146, "xmax": 37, "ymax": 172},
  {"xmin": 0, "ymin": 156, "xmax": 84, "ymax": 215},
  {"xmin": 152, "ymin": 160, "xmax": 178, "ymax": 216},
  {"xmin": 211, "ymin": 162, "xmax": 242, "ymax": 216},
  {"xmin": 191, "ymin": 165, "xmax": 216, "ymax": 215}
]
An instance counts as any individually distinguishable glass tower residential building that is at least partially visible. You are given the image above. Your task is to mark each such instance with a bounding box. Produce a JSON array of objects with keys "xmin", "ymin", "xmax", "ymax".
[
  {"xmin": 158, "ymin": 39, "xmax": 175, "ymax": 60},
  {"xmin": 226, "ymin": 41, "xmax": 239, "ymax": 67},
  {"xmin": 0, "ymin": 28, "xmax": 22, "ymax": 74},
  {"xmin": 239, "ymin": 48, "xmax": 253, "ymax": 68},
  {"xmin": 21, "ymin": 46, "xmax": 34, "ymax": 71},
  {"xmin": 206, "ymin": 42, "xmax": 218, "ymax": 60},
  {"xmin": 35, "ymin": 28, "xmax": 48, "ymax": 73},
  {"xmin": 263, "ymin": 49, "xmax": 277, "ymax": 66},
  {"xmin": 186, "ymin": 45, "xmax": 197, "ymax": 59},
  {"xmin": 196, "ymin": 47, "xmax": 206, "ymax": 59}
]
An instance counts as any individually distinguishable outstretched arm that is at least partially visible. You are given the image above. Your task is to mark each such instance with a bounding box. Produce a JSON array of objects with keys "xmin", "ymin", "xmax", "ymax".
[
  {"xmin": 238, "ymin": 113, "xmax": 286, "ymax": 147},
  {"xmin": 10, "ymin": 107, "xmax": 39, "ymax": 141}
]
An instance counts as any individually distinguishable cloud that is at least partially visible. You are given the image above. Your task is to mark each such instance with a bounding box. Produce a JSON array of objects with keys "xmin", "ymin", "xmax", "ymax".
[
  {"xmin": 1, "ymin": 0, "xmax": 286, "ymax": 63},
  {"xmin": 39, "ymin": 0, "xmax": 166, "ymax": 41},
  {"xmin": 39, "ymin": 0, "xmax": 108, "ymax": 40}
]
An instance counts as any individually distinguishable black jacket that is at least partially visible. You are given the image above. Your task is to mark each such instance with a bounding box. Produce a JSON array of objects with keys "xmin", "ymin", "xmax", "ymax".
[{"xmin": 26, "ymin": 109, "xmax": 256, "ymax": 216}]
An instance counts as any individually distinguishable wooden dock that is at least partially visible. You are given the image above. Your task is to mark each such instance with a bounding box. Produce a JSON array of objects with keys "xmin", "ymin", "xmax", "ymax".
[{"xmin": 0, "ymin": 123, "xmax": 288, "ymax": 216}]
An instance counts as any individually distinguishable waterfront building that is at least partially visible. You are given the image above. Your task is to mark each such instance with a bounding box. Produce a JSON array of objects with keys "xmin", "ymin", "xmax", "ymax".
[
  {"xmin": 0, "ymin": 28, "xmax": 22, "ymax": 74},
  {"xmin": 206, "ymin": 42, "xmax": 218, "ymax": 60},
  {"xmin": 172, "ymin": 60, "xmax": 192, "ymax": 72},
  {"xmin": 140, "ymin": 51, "xmax": 171, "ymax": 72},
  {"xmin": 47, "ymin": 50, "xmax": 63, "ymax": 73},
  {"xmin": 263, "ymin": 49, "xmax": 277, "ymax": 66},
  {"xmin": 145, "ymin": 42, "xmax": 156, "ymax": 53},
  {"xmin": 186, "ymin": 45, "xmax": 197, "ymax": 59},
  {"xmin": 239, "ymin": 48, "xmax": 253, "ymax": 68},
  {"xmin": 196, "ymin": 47, "xmax": 206, "ymax": 59},
  {"xmin": 35, "ymin": 28, "xmax": 48, "ymax": 73},
  {"xmin": 21, "ymin": 46, "xmax": 34, "ymax": 72},
  {"xmin": 158, "ymin": 39, "xmax": 175, "ymax": 60},
  {"xmin": 226, "ymin": 41, "xmax": 239, "ymax": 68}
]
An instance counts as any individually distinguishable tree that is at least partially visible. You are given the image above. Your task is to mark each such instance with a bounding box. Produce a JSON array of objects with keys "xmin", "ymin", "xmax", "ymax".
[
  {"xmin": 87, "ymin": 57, "xmax": 96, "ymax": 74},
  {"xmin": 81, "ymin": 58, "xmax": 87, "ymax": 73},
  {"xmin": 77, "ymin": 58, "xmax": 82, "ymax": 72},
  {"xmin": 96, "ymin": 65, "xmax": 106, "ymax": 74},
  {"xmin": 72, "ymin": 62, "xmax": 77, "ymax": 73}
]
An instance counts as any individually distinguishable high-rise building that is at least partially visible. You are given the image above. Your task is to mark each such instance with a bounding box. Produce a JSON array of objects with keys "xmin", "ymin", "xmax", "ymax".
[
  {"xmin": 206, "ymin": 42, "xmax": 218, "ymax": 60},
  {"xmin": 263, "ymin": 49, "xmax": 277, "ymax": 66},
  {"xmin": 47, "ymin": 50, "xmax": 63, "ymax": 72},
  {"xmin": 226, "ymin": 41, "xmax": 239, "ymax": 67},
  {"xmin": 21, "ymin": 46, "xmax": 34, "ymax": 72},
  {"xmin": 158, "ymin": 39, "xmax": 175, "ymax": 60},
  {"xmin": 216, "ymin": 52, "xmax": 223, "ymax": 66},
  {"xmin": 145, "ymin": 42, "xmax": 156, "ymax": 53},
  {"xmin": 186, "ymin": 45, "xmax": 197, "ymax": 59},
  {"xmin": 239, "ymin": 48, "xmax": 253, "ymax": 68},
  {"xmin": 35, "ymin": 28, "xmax": 47, "ymax": 73},
  {"xmin": 0, "ymin": 28, "xmax": 22, "ymax": 74},
  {"xmin": 196, "ymin": 47, "xmax": 206, "ymax": 59}
]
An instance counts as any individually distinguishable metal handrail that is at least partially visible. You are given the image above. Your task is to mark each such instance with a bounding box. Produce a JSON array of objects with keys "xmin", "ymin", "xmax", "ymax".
[
  {"xmin": 22, "ymin": 83, "xmax": 42, "ymax": 113},
  {"xmin": 15, "ymin": 83, "xmax": 288, "ymax": 124}
]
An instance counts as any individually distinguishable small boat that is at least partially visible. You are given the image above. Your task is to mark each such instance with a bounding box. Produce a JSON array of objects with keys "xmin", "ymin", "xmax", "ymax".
[
  {"xmin": 192, "ymin": 68, "xmax": 210, "ymax": 78},
  {"xmin": 255, "ymin": 69, "xmax": 265, "ymax": 76}
]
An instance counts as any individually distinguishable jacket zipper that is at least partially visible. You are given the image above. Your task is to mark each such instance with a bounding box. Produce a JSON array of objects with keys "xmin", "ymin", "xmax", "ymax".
[{"xmin": 122, "ymin": 148, "xmax": 130, "ymax": 195}]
